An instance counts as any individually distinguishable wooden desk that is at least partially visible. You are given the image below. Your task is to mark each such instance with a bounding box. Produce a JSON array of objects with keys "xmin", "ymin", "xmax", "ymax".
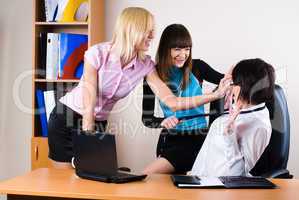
[{"xmin": 0, "ymin": 168, "xmax": 298, "ymax": 200}]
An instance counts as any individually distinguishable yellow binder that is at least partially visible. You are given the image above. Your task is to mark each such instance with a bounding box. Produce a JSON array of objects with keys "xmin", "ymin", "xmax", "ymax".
[{"xmin": 59, "ymin": 0, "xmax": 89, "ymax": 22}]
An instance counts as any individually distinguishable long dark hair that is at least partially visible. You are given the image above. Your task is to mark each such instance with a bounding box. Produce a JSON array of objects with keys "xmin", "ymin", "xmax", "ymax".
[{"xmin": 156, "ymin": 24, "xmax": 192, "ymax": 89}]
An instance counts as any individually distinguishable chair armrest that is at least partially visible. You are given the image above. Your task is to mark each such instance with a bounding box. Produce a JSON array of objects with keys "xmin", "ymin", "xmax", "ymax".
[{"xmin": 261, "ymin": 169, "xmax": 293, "ymax": 179}]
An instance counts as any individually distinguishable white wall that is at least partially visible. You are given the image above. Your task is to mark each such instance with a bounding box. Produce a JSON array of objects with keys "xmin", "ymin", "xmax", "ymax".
[
  {"xmin": 0, "ymin": 0, "xmax": 32, "ymax": 180},
  {"xmin": 105, "ymin": 0, "xmax": 299, "ymax": 176}
]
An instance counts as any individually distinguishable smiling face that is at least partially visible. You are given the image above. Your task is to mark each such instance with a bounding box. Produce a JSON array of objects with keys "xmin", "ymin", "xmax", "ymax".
[
  {"xmin": 135, "ymin": 15, "xmax": 155, "ymax": 52},
  {"xmin": 155, "ymin": 24, "xmax": 193, "ymax": 89},
  {"xmin": 112, "ymin": 7, "xmax": 155, "ymax": 63},
  {"xmin": 170, "ymin": 47, "xmax": 191, "ymax": 68},
  {"xmin": 136, "ymin": 28, "xmax": 155, "ymax": 52}
]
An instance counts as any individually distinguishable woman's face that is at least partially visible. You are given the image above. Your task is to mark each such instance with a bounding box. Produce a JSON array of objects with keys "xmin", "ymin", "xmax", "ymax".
[
  {"xmin": 136, "ymin": 28, "xmax": 155, "ymax": 52},
  {"xmin": 170, "ymin": 47, "xmax": 191, "ymax": 67}
]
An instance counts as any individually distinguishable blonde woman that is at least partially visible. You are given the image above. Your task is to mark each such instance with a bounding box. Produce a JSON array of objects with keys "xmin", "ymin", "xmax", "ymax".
[{"xmin": 48, "ymin": 7, "xmax": 230, "ymax": 169}]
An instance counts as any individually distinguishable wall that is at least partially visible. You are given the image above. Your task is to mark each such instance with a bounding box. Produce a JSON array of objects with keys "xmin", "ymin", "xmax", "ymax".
[
  {"xmin": 0, "ymin": 0, "xmax": 32, "ymax": 181},
  {"xmin": 105, "ymin": 0, "xmax": 299, "ymax": 176}
]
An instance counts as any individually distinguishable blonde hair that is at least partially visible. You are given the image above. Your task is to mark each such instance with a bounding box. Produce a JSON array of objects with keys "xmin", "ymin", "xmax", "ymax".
[{"xmin": 111, "ymin": 7, "xmax": 154, "ymax": 64}]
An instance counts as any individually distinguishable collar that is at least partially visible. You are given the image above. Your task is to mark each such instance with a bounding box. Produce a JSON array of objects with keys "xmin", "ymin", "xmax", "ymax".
[
  {"xmin": 177, "ymin": 103, "xmax": 266, "ymax": 121},
  {"xmin": 108, "ymin": 43, "xmax": 136, "ymax": 70},
  {"xmin": 170, "ymin": 66, "xmax": 183, "ymax": 73},
  {"xmin": 239, "ymin": 103, "xmax": 266, "ymax": 112},
  {"xmin": 169, "ymin": 66, "xmax": 183, "ymax": 81},
  {"xmin": 123, "ymin": 56, "xmax": 137, "ymax": 69},
  {"xmin": 222, "ymin": 103, "xmax": 266, "ymax": 116}
]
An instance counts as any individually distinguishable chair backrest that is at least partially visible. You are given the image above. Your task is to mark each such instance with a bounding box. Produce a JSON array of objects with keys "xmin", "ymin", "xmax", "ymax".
[
  {"xmin": 250, "ymin": 85, "xmax": 290, "ymax": 176},
  {"xmin": 208, "ymin": 98, "xmax": 224, "ymax": 126}
]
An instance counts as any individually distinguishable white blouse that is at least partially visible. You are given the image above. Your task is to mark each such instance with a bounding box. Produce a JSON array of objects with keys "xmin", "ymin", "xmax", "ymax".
[{"xmin": 190, "ymin": 103, "xmax": 272, "ymax": 177}]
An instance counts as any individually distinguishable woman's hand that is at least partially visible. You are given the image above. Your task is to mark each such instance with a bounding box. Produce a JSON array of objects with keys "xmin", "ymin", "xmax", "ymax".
[
  {"xmin": 161, "ymin": 116, "xmax": 180, "ymax": 129},
  {"xmin": 214, "ymin": 75, "xmax": 232, "ymax": 99},
  {"xmin": 224, "ymin": 84, "xmax": 233, "ymax": 110},
  {"xmin": 224, "ymin": 103, "xmax": 241, "ymax": 135}
]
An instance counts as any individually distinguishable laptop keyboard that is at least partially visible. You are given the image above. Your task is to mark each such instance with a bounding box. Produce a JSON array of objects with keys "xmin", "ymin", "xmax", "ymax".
[{"xmin": 219, "ymin": 176, "xmax": 276, "ymax": 188}]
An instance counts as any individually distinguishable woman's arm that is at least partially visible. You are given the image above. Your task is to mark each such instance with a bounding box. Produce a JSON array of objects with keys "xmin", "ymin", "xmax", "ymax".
[
  {"xmin": 145, "ymin": 70, "xmax": 229, "ymax": 112},
  {"xmin": 82, "ymin": 61, "xmax": 97, "ymax": 131},
  {"xmin": 142, "ymin": 79, "xmax": 165, "ymax": 128},
  {"xmin": 192, "ymin": 59, "xmax": 224, "ymax": 84}
]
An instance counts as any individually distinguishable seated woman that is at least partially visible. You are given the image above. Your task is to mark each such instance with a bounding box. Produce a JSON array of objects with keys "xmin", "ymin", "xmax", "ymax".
[{"xmin": 190, "ymin": 58, "xmax": 275, "ymax": 177}]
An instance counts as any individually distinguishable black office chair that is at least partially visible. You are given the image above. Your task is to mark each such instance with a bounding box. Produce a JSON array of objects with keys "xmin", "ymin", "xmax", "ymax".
[{"xmin": 250, "ymin": 85, "xmax": 293, "ymax": 178}]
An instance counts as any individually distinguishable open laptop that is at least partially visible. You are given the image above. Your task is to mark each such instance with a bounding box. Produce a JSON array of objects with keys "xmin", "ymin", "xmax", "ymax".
[{"xmin": 72, "ymin": 130, "xmax": 147, "ymax": 183}]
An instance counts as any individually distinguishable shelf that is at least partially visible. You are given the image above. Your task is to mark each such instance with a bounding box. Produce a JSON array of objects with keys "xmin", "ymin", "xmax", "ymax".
[
  {"xmin": 32, "ymin": 136, "xmax": 48, "ymax": 139},
  {"xmin": 35, "ymin": 79, "xmax": 80, "ymax": 83},
  {"xmin": 32, "ymin": 0, "xmax": 104, "ymax": 169},
  {"xmin": 35, "ymin": 22, "xmax": 88, "ymax": 26}
]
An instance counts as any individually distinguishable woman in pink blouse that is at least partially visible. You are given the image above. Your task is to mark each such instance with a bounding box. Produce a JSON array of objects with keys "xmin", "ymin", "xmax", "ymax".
[{"xmin": 48, "ymin": 7, "xmax": 230, "ymax": 169}]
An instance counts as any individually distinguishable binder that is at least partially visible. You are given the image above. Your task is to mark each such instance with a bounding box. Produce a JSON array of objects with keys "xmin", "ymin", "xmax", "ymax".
[
  {"xmin": 59, "ymin": 0, "xmax": 89, "ymax": 22},
  {"xmin": 39, "ymin": 32, "xmax": 47, "ymax": 78},
  {"xmin": 58, "ymin": 33, "xmax": 87, "ymax": 79},
  {"xmin": 54, "ymin": 0, "xmax": 69, "ymax": 22},
  {"xmin": 44, "ymin": 0, "xmax": 59, "ymax": 22},
  {"xmin": 46, "ymin": 33, "xmax": 59, "ymax": 80},
  {"xmin": 36, "ymin": 90, "xmax": 48, "ymax": 137},
  {"xmin": 43, "ymin": 90, "xmax": 56, "ymax": 121}
]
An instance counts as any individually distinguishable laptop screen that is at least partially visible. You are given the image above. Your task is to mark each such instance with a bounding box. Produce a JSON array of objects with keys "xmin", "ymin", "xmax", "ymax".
[{"xmin": 73, "ymin": 131, "xmax": 118, "ymax": 176}]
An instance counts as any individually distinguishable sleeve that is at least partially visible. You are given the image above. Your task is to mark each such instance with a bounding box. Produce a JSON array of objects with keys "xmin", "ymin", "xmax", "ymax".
[
  {"xmin": 221, "ymin": 123, "xmax": 246, "ymax": 176},
  {"xmin": 242, "ymin": 127, "xmax": 271, "ymax": 176},
  {"xmin": 84, "ymin": 45, "xmax": 102, "ymax": 70},
  {"xmin": 223, "ymin": 132, "xmax": 244, "ymax": 171},
  {"xmin": 144, "ymin": 55, "xmax": 156, "ymax": 75},
  {"xmin": 192, "ymin": 59, "xmax": 224, "ymax": 84},
  {"xmin": 142, "ymin": 78, "xmax": 165, "ymax": 128}
]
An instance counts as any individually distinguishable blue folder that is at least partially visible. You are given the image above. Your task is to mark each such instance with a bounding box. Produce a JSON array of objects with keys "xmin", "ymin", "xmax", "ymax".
[{"xmin": 36, "ymin": 89, "xmax": 48, "ymax": 137}]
